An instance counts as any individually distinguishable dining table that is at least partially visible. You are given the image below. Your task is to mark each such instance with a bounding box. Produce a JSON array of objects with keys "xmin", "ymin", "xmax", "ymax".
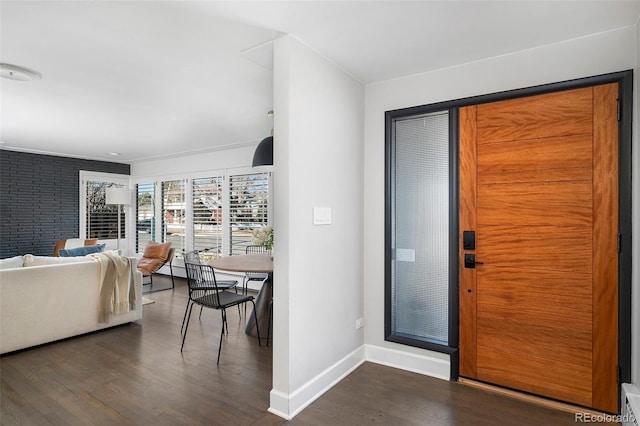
[{"xmin": 209, "ymin": 254, "xmax": 273, "ymax": 341}]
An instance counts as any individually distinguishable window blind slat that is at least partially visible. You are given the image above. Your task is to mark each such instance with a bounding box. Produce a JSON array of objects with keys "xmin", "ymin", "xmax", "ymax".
[
  {"xmin": 162, "ymin": 180, "xmax": 186, "ymax": 256},
  {"xmin": 136, "ymin": 182, "xmax": 155, "ymax": 252},
  {"xmin": 85, "ymin": 181, "xmax": 125, "ymax": 240},
  {"xmin": 229, "ymin": 173, "xmax": 269, "ymax": 255},
  {"xmin": 193, "ymin": 177, "xmax": 223, "ymax": 261}
]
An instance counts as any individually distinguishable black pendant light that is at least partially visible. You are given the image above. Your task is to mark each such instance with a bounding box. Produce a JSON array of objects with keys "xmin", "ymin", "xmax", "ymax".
[
  {"xmin": 252, "ymin": 135, "xmax": 273, "ymax": 167},
  {"xmin": 253, "ymin": 110, "xmax": 274, "ymax": 167}
]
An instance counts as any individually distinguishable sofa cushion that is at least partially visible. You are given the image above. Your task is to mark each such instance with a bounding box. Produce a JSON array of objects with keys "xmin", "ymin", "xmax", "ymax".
[
  {"xmin": 0, "ymin": 255, "xmax": 24, "ymax": 270},
  {"xmin": 23, "ymin": 254, "xmax": 92, "ymax": 267},
  {"xmin": 59, "ymin": 244, "xmax": 106, "ymax": 257}
]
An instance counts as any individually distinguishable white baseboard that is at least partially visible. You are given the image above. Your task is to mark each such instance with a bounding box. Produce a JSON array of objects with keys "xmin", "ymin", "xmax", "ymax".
[
  {"xmin": 269, "ymin": 343, "xmax": 450, "ymax": 420},
  {"xmin": 364, "ymin": 344, "xmax": 450, "ymax": 381},
  {"xmin": 269, "ymin": 346, "xmax": 366, "ymax": 420},
  {"xmin": 268, "ymin": 390, "xmax": 291, "ymax": 420}
]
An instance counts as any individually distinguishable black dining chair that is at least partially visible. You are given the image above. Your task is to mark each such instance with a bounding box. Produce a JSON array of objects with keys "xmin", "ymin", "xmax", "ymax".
[
  {"xmin": 244, "ymin": 245, "xmax": 270, "ymax": 294},
  {"xmin": 182, "ymin": 261, "xmax": 261, "ymax": 365},
  {"xmin": 180, "ymin": 251, "xmax": 238, "ymax": 335}
]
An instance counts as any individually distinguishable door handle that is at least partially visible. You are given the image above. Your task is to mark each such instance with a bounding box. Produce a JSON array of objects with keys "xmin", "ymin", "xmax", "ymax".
[{"xmin": 464, "ymin": 254, "xmax": 484, "ymax": 269}]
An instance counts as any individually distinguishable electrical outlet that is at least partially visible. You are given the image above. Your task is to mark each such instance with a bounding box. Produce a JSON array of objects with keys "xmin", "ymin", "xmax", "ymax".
[{"xmin": 355, "ymin": 318, "xmax": 365, "ymax": 329}]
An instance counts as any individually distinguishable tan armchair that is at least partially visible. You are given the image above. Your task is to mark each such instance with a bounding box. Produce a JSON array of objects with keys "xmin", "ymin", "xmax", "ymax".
[
  {"xmin": 53, "ymin": 238, "xmax": 98, "ymax": 257},
  {"xmin": 137, "ymin": 241, "xmax": 175, "ymax": 288}
]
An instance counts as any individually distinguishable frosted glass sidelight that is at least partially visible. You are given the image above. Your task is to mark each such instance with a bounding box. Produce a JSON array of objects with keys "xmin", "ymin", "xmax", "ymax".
[{"xmin": 391, "ymin": 111, "xmax": 449, "ymax": 345}]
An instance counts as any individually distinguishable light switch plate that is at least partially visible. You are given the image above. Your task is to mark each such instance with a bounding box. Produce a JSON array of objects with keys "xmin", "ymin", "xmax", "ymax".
[{"xmin": 313, "ymin": 207, "xmax": 332, "ymax": 225}]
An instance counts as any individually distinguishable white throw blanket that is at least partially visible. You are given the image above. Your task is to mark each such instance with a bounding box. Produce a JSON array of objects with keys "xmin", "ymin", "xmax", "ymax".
[{"xmin": 88, "ymin": 251, "xmax": 135, "ymax": 323}]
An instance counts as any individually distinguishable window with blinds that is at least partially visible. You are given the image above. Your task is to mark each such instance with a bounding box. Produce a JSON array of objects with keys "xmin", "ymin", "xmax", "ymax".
[
  {"xmin": 85, "ymin": 180, "xmax": 125, "ymax": 240},
  {"xmin": 132, "ymin": 171, "xmax": 270, "ymax": 258},
  {"xmin": 229, "ymin": 172, "xmax": 269, "ymax": 255},
  {"xmin": 136, "ymin": 182, "xmax": 155, "ymax": 252},
  {"xmin": 192, "ymin": 177, "xmax": 223, "ymax": 261},
  {"xmin": 162, "ymin": 179, "xmax": 186, "ymax": 257}
]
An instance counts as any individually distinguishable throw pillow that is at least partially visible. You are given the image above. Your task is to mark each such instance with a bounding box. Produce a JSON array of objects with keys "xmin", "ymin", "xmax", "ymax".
[
  {"xmin": 0, "ymin": 255, "xmax": 24, "ymax": 270},
  {"xmin": 23, "ymin": 254, "xmax": 92, "ymax": 267},
  {"xmin": 59, "ymin": 244, "xmax": 106, "ymax": 257}
]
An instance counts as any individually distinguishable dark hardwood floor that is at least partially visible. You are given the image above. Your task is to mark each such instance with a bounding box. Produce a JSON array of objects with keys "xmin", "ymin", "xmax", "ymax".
[{"xmin": 1, "ymin": 275, "xmax": 597, "ymax": 425}]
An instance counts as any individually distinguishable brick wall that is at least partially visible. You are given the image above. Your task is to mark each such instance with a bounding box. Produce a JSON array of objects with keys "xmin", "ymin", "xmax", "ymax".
[{"xmin": 0, "ymin": 150, "xmax": 129, "ymax": 258}]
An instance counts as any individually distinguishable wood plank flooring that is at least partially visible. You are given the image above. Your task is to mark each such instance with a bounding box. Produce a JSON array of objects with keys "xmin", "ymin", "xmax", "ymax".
[{"xmin": 1, "ymin": 275, "xmax": 599, "ymax": 425}]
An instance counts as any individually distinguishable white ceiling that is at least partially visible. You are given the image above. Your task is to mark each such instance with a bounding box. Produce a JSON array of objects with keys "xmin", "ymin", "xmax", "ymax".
[{"xmin": 1, "ymin": 1, "xmax": 639, "ymax": 164}]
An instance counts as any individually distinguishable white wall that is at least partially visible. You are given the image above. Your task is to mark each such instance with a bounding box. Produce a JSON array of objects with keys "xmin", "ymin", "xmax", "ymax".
[
  {"xmin": 364, "ymin": 26, "xmax": 639, "ymax": 380},
  {"xmin": 270, "ymin": 35, "xmax": 365, "ymax": 419},
  {"xmin": 130, "ymin": 145, "xmax": 257, "ymax": 177}
]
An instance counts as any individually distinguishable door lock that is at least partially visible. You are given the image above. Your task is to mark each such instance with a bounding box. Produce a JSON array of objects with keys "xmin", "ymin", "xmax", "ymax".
[
  {"xmin": 463, "ymin": 230, "xmax": 476, "ymax": 250},
  {"xmin": 464, "ymin": 254, "xmax": 484, "ymax": 269}
]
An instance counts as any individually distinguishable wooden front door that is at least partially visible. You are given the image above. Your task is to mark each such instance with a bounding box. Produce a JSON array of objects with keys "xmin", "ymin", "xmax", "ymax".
[{"xmin": 459, "ymin": 84, "xmax": 619, "ymax": 413}]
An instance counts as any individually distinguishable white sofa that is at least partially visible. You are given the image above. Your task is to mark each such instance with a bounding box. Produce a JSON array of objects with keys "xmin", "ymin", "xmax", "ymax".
[{"xmin": 0, "ymin": 255, "xmax": 143, "ymax": 354}]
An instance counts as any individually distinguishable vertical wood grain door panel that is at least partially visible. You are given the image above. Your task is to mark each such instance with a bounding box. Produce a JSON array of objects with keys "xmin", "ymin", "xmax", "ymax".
[{"xmin": 459, "ymin": 84, "xmax": 619, "ymax": 413}]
